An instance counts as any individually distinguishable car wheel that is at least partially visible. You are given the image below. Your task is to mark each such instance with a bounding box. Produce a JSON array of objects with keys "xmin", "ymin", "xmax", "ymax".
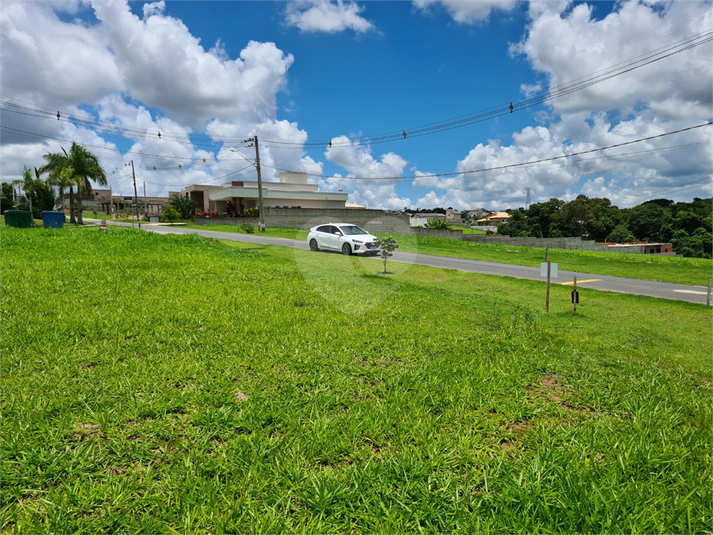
[
  {"xmin": 341, "ymin": 243, "xmax": 352, "ymax": 255},
  {"xmin": 309, "ymin": 239, "xmax": 319, "ymax": 251}
]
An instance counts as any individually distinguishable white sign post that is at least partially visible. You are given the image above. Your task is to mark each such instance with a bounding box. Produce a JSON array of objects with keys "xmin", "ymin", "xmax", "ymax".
[{"xmin": 541, "ymin": 262, "xmax": 558, "ymax": 312}]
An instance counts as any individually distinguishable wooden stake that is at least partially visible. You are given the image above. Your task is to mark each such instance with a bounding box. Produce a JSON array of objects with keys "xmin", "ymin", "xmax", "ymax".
[
  {"xmin": 707, "ymin": 279, "xmax": 711, "ymax": 307},
  {"xmin": 573, "ymin": 275, "xmax": 577, "ymax": 313}
]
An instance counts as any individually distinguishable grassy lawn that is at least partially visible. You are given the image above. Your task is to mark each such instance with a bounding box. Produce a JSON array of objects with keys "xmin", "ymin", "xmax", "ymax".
[
  {"xmin": 2, "ymin": 226, "xmax": 710, "ymax": 533},
  {"xmin": 388, "ymin": 234, "xmax": 713, "ymax": 287}
]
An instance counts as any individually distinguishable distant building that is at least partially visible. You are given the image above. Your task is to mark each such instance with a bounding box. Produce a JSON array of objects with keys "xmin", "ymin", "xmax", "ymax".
[
  {"xmin": 605, "ymin": 242, "xmax": 674, "ymax": 255},
  {"xmin": 67, "ymin": 188, "xmax": 169, "ymax": 217},
  {"xmin": 171, "ymin": 172, "xmax": 348, "ymax": 214},
  {"xmin": 410, "ymin": 212, "xmax": 447, "ymax": 227},
  {"xmin": 465, "ymin": 208, "xmax": 487, "ymax": 220},
  {"xmin": 446, "ymin": 208, "xmax": 461, "ymax": 223},
  {"xmin": 476, "ymin": 211, "xmax": 511, "ymax": 225}
]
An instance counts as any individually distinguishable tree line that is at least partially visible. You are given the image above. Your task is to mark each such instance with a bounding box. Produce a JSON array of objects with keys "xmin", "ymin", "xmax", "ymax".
[
  {"xmin": 497, "ymin": 195, "xmax": 712, "ymax": 258},
  {"xmin": 1, "ymin": 143, "xmax": 107, "ymax": 225}
]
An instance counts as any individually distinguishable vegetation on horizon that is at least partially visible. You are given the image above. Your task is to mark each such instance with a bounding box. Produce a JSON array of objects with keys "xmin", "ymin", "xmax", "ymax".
[
  {"xmin": 498, "ymin": 195, "xmax": 712, "ymax": 258},
  {"xmin": 2, "ymin": 227, "xmax": 710, "ymax": 533}
]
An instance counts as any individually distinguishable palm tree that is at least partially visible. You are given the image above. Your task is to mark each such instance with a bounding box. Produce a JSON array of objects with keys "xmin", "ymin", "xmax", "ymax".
[
  {"xmin": 41, "ymin": 149, "xmax": 75, "ymax": 223},
  {"xmin": 40, "ymin": 143, "xmax": 107, "ymax": 224},
  {"xmin": 21, "ymin": 166, "xmax": 34, "ymax": 217}
]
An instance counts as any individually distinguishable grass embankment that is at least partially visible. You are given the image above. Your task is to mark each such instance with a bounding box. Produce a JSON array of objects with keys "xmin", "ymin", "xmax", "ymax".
[
  {"xmin": 391, "ymin": 234, "xmax": 712, "ymax": 287},
  {"xmin": 2, "ymin": 227, "xmax": 710, "ymax": 533},
  {"xmin": 181, "ymin": 222, "xmax": 711, "ymax": 286}
]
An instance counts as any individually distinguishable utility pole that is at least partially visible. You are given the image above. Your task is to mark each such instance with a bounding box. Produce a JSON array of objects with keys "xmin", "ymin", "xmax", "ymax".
[
  {"xmin": 252, "ymin": 135, "xmax": 266, "ymax": 232},
  {"xmin": 144, "ymin": 181, "xmax": 148, "ymax": 220},
  {"xmin": 131, "ymin": 160, "xmax": 140, "ymax": 230}
]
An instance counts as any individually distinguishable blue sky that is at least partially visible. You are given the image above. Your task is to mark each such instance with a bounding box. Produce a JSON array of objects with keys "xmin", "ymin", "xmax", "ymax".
[{"xmin": 1, "ymin": 0, "xmax": 711, "ymax": 209}]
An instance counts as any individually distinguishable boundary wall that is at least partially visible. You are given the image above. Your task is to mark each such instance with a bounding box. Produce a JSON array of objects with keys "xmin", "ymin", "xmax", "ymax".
[
  {"xmin": 192, "ymin": 207, "xmax": 411, "ymax": 233},
  {"xmin": 192, "ymin": 208, "xmax": 674, "ymax": 255}
]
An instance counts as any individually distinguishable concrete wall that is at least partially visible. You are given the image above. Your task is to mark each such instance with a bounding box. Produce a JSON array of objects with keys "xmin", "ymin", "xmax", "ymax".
[
  {"xmin": 412, "ymin": 228, "xmax": 464, "ymax": 239},
  {"xmin": 192, "ymin": 207, "xmax": 412, "ymax": 233},
  {"xmin": 460, "ymin": 234, "xmax": 658, "ymax": 253},
  {"xmin": 192, "ymin": 208, "xmax": 675, "ymax": 255}
]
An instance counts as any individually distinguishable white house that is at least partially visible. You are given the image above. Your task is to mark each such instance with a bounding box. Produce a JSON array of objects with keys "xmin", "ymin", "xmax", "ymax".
[{"xmin": 209, "ymin": 172, "xmax": 348, "ymax": 213}]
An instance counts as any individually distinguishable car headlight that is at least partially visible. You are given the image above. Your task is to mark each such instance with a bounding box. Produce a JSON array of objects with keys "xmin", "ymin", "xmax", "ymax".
[{"xmin": 353, "ymin": 239, "xmax": 363, "ymax": 244}]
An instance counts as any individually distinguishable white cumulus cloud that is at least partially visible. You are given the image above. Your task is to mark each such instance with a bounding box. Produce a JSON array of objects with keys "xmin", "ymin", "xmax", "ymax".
[
  {"xmin": 285, "ymin": 0, "xmax": 374, "ymax": 33},
  {"xmin": 412, "ymin": 0, "xmax": 520, "ymax": 23}
]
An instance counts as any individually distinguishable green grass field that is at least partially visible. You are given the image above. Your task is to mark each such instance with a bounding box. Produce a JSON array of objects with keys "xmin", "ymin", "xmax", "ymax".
[{"xmin": 2, "ymin": 227, "xmax": 711, "ymax": 533}]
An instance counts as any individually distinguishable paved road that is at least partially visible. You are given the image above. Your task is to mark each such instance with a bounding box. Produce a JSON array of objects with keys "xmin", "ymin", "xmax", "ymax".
[{"xmin": 99, "ymin": 220, "xmax": 712, "ymax": 305}]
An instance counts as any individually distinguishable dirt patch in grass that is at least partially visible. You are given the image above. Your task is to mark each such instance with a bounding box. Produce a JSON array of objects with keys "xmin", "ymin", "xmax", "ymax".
[{"xmin": 70, "ymin": 422, "xmax": 101, "ymax": 441}]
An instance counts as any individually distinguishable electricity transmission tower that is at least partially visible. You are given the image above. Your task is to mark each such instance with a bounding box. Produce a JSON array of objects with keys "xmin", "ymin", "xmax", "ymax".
[{"xmin": 523, "ymin": 187, "xmax": 536, "ymax": 209}]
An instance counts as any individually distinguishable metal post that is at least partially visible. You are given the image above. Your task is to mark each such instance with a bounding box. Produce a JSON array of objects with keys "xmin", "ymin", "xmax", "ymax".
[
  {"xmin": 707, "ymin": 279, "xmax": 711, "ymax": 307},
  {"xmin": 253, "ymin": 135, "xmax": 266, "ymax": 232},
  {"xmin": 546, "ymin": 261, "xmax": 551, "ymax": 313},
  {"xmin": 573, "ymin": 275, "xmax": 577, "ymax": 313}
]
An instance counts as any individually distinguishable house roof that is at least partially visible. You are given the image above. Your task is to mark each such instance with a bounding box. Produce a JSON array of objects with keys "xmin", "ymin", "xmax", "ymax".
[{"xmin": 476, "ymin": 211, "xmax": 510, "ymax": 222}]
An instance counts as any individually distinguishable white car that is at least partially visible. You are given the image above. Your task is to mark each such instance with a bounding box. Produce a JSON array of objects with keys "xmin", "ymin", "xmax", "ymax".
[{"xmin": 307, "ymin": 223, "xmax": 381, "ymax": 255}]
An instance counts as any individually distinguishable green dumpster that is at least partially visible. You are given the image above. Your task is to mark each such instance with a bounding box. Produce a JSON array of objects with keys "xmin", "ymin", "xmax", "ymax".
[
  {"xmin": 4, "ymin": 210, "xmax": 32, "ymax": 228},
  {"xmin": 43, "ymin": 211, "xmax": 65, "ymax": 228}
]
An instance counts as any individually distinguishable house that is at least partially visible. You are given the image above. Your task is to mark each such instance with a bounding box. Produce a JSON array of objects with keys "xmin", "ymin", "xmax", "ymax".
[
  {"xmin": 168, "ymin": 184, "xmax": 221, "ymax": 214},
  {"xmin": 476, "ymin": 211, "xmax": 511, "ymax": 225},
  {"xmin": 446, "ymin": 208, "xmax": 461, "ymax": 223},
  {"xmin": 201, "ymin": 172, "xmax": 348, "ymax": 213},
  {"xmin": 606, "ymin": 242, "xmax": 674, "ymax": 255},
  {"xmin": 409, "ymin": 212, "xmax": 447, "ymax": 227},
  {"xmin": 67, "ymin": 188, "xmax": 169, "ymax": 217},
  {"xmin": 465, "ymin": 208, "xmax": 487, "ymax": 221}
]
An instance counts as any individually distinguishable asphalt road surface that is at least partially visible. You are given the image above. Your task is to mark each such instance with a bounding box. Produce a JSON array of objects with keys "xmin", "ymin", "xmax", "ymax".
[{"xmin": 99, "ymin": 221, "xmax": 712, "ymax": 305}]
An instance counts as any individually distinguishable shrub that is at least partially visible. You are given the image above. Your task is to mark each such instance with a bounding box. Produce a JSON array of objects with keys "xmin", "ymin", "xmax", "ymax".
[
  {"xmin": 241, "ymin": 223, "xmax": 255, "ymax": 234},
  {"xmin": 242, "ymin": 207, "xmax": 259, "ymax": 218},
  {"xmin": 160, "ymin": 206, "xmax": 181, "ymax": 223},
  {"xmin": 167, "ymin": 194, "xmax": 197, "ymax": 219},
  {"xmin": 424, "ymin": 218, "xmax": 451, "ymax": 230}
]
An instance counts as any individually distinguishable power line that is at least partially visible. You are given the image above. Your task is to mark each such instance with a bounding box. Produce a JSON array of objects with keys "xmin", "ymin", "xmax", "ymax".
[
  {"xmin": 0, "ymin": 94, "xmax": 254, "ymax": 149},
  {"xmin": 2, "ymin": 29, "xmax": 711, "ymax": 153},
  {"xmin": 0, "ymin": 124, "xmax": 252, "ymax": 169},
  {"xmin": 260, "ymin": 28, "xmax": 713, "ymax": 148},
  {"xmin": 259, "ymin": 122, "xmax": 713, "ymax": 180}
]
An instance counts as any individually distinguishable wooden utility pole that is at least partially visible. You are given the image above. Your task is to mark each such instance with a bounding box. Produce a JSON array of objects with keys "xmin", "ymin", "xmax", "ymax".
[
  {"xmin": 252, "ymin": 135, "xmax": 266, "ymax": 232},
  {"xmin": 144, "ymin": 181, "xmax": 148, "ymax": 220},
  {"xmin": 131, "ymin": 160, "xmax": 140, "ymax": 229}
]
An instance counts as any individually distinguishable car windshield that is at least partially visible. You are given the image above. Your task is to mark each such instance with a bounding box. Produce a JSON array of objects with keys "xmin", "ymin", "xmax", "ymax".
[{"xmin": 339, "ymin": 225, "xmax": 368, "ymax": 236}]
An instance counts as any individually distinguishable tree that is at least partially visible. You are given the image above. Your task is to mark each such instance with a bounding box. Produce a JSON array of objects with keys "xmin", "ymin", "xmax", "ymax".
[
  {"xmin": 605, "ymin": 224, "xmax": 636, "ymax": 243},
  {"xmin": 167, "ymin": 195, "xmax": 198, "ymax": 220},
  {"xmin": 46, "ymin": 165, "xmax": 75, "ymax": 213},
  {"xmin": 627, "ymin": 203, "xmax": 664, "ymax": 241},
  {"xmin": 1, "ymin": 182, "xmax": 15, "ymax": 213},
  {"xmin": 374, "ymin": 236, "xmax": 399, "ymax": 274},
  {"xmin": 21, "ymin": 167, "xmax": 35, "ymax": 217},
  {"xmin": 41, "ymin": 150, "xmax": 76, "ymax": 223},
  {"xmin": 40, "ymin": 143, "xmax": 107, "ymax": 225}
]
